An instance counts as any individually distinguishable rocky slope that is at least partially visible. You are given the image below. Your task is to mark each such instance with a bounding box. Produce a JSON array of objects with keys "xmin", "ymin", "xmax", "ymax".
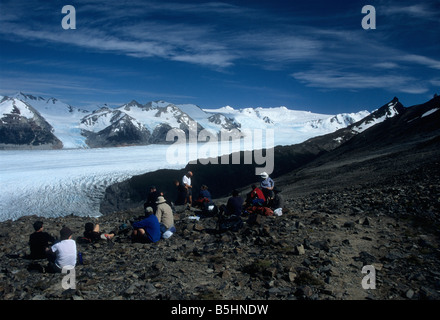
[{"xmin": 0, "ymin": 152, "xmax": 438, "ymax": 301}]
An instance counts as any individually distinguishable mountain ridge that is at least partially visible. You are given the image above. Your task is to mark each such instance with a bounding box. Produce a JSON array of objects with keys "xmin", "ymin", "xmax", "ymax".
[{"xmin": 1, "ymin": 92, "xmax": 370, "ymax": 150}]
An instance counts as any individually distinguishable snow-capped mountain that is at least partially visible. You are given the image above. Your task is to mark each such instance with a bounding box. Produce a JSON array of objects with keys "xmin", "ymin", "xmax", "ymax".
[
  {"xmin": 1, "ymin": 92, "xmax": 377, "ymax": 149},
  {"xmin": 0, "ymin": 95, "xmax": 62, "ymax": 149},
  {"xmin": 203, "ymin": 105, "xmax": 369, "ymax": 146},
  {"xmin": 351, "ymin": 97, "xmax": 405, "ymax": 133},
  {"xmin": 6, "ymin": 92, "xmax": 90, "ymax": 148},
  {"xmin": 80, "ymin": 107, "xmax": 152, "ymax": 148},
  {"xmin": 304, "ymin": 97, "xmax": 408, "ymax": 150}
]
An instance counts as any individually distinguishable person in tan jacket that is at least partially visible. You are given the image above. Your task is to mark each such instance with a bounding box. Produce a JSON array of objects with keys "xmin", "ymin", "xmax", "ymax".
[{"xmin": 155, "ymin": 196, "xmax": 176, "ymax": 235}]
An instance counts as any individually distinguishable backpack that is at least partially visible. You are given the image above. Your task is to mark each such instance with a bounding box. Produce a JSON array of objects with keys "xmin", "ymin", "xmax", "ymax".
[
  {"xmin": 218, "ymin": 215, "xmax": 243, "ymax": 233},
  {"xmin": 246, "ymin": 206, "xmax": 274, "ymax": 216},
  {"xmin": 261, "ymin": 207, "xmax": 274, "ymax": 216}
]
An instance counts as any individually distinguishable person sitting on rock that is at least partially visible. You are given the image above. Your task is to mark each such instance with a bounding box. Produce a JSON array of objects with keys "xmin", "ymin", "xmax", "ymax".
[
  {"xmin": 47, "ymin": 226, "xmax": 77, "ymax": 273},
  {"xmin": 224, "ymin": 189, "xmax": 244, "ymax": 216},
  {"xmin": 83, "ymin": 222, "xmax": 115, "ymax": 243},
  {"xmin": 155, "ymin": 197, "xmax": 176, "ymax": 236},
  {"xmin": 143, "ymin": 186, "xmax": 163, "ymax": 214},
  {"xmin": 259, "ymin": 172, "xmax": 274, "ymax": 204},
  {"xmin": 270, "ymin": 187, "xmax": 285, "ymax": 210},
  {"xmin": 193, "ymin": 184, "xmax": 214, "ymax": 211},
  {"xmin": 245, "ymin": 184, "xmax": 266, "ymax": 207},
  {"xmin": 131, "ymin": 208, "xmax": 161, "ymax": 243},
  {"xmin": 29, "ymin": 220, "xmax": 56, "ymax": 260}
]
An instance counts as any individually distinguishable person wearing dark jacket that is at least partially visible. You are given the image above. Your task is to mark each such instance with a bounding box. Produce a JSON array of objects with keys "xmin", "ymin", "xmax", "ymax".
[
  {"xmin": 29, "ymin": 221, "xmax": 55, "ymax": 260},
  {"xmin": 144, "ymin": 186, "xmax": 162, "ymax": 214},
  {"xmin": 174, "ymin": 180, "xmax": 187, "ymax": 206},
  {"xmin": 83, "ymin": 222, "xmax": 115, "ymax": 242},
  {"xmin": 225, "ymin": 190, "xmax": 244, "ymax": 216},
  {"xmin": 194, "ymin": 185, "xmax": 213, "ymax": 209},
  {"xmin": 270, "ymin": 187, "xmax": 285, "ymax": 210}
]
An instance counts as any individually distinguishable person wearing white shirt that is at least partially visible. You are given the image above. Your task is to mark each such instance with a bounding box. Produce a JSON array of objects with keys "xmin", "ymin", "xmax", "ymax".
[
  {"xmin": 182, "ymin": 171, "xmax": 193, "ymax": 207},
  {"xmin": 48, "ymin": 226, "xmax": 77, "ymax": 273}
]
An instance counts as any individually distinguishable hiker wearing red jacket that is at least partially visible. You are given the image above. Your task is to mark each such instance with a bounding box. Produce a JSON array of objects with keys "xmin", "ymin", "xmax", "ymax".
[{"xmin": 246, "ymin": 184, "xmax": 266, "ymax": 206}]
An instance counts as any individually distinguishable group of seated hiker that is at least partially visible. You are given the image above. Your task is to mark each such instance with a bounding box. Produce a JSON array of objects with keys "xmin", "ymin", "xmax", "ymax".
[
  {"xmin": 184, "ymin": 171, "xmax": 283, "ymax": 218},
  {"xmin": 27, "ymin": 171, "xmax": 285, "ymax": 272},
  {"xmin": 131, "ymin": 172, "xmax": 200, "ymax": 243},
  {"xmin": 219, "ymin": 171, "xmax": 284, "ymax": 217},
  {"xmin": 28, "ymin": 221, "xmax": 77, "ymax": 273},
  {"xmin": 173, "ymin": 171, "xmax": 215, "ymax": 214},
  {"xmin": 132, "ymin": 187, "xmax": 177, "ymax": 243},
  {"xmin": 245, "ymin": 172, "xmax": 275, "ymax": 206},
  {"xmin": 27, "ymin": 186, "xmax": 178, "ymax": 271}
]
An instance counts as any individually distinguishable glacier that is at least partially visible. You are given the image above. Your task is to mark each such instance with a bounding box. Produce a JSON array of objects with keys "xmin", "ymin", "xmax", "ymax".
[{"xmin": 0, "ymin": 145, "xmax": 190, "ymax": 221}]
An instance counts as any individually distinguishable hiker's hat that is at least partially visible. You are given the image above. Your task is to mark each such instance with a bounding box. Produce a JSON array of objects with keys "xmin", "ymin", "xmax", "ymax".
[
  {"xmin": 260, "ymin": 172, "xmax": 269, "ymax": 179},
  {"xmin": 145, "ymin": 206, "xmax": 154, "ymax": 213},
  {"xmin": 156, "ymin": 196, "xmax": 167, "ymax": 204}
]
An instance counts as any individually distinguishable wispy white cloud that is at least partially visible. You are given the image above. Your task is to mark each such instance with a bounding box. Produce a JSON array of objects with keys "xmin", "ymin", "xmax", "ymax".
[
  {"xmin": 292, "ymin": 69, "xmax": 430, "ymax": 94},
  {"xmin": 0, "ymin": 69, "xmax": 197, "ymax": 107},
  {"xmin": 231, "ymin": 30, "xmax": 322, "ymax": 67},
  {"xmin": 398, "ymin": 54, "xmax": 440, "ymax": 70},
  {"xmin": 381, "ymin": 3, "xmax": 439, "ymax": 19},
  {"xmin": 0, "ymin": 0, "xmax": 243, "ymax": 68},
  {"xmin": 372, "ymin": 62, "xmax": 401, "ymax": 69},
  {"xmin": 430, "ymin": 79, "xmax": 440, "ymax": 87}
]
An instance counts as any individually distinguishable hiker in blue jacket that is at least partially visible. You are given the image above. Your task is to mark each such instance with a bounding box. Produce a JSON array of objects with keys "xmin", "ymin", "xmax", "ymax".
[{"xmin": 131, "ymin": 208, "xmax": 161, "ymax": 243}]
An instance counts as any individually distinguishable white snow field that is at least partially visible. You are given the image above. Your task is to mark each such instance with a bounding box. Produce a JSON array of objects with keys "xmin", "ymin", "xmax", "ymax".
[{"xmin": 0, "ymin": 145, "xmax": 192, "ymax": 221}]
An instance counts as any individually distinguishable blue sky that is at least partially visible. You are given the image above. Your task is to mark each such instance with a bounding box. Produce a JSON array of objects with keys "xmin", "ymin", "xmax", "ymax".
[{"xmin": 0, "ymin": 0, "xmax": 439, "ymax": 114}]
